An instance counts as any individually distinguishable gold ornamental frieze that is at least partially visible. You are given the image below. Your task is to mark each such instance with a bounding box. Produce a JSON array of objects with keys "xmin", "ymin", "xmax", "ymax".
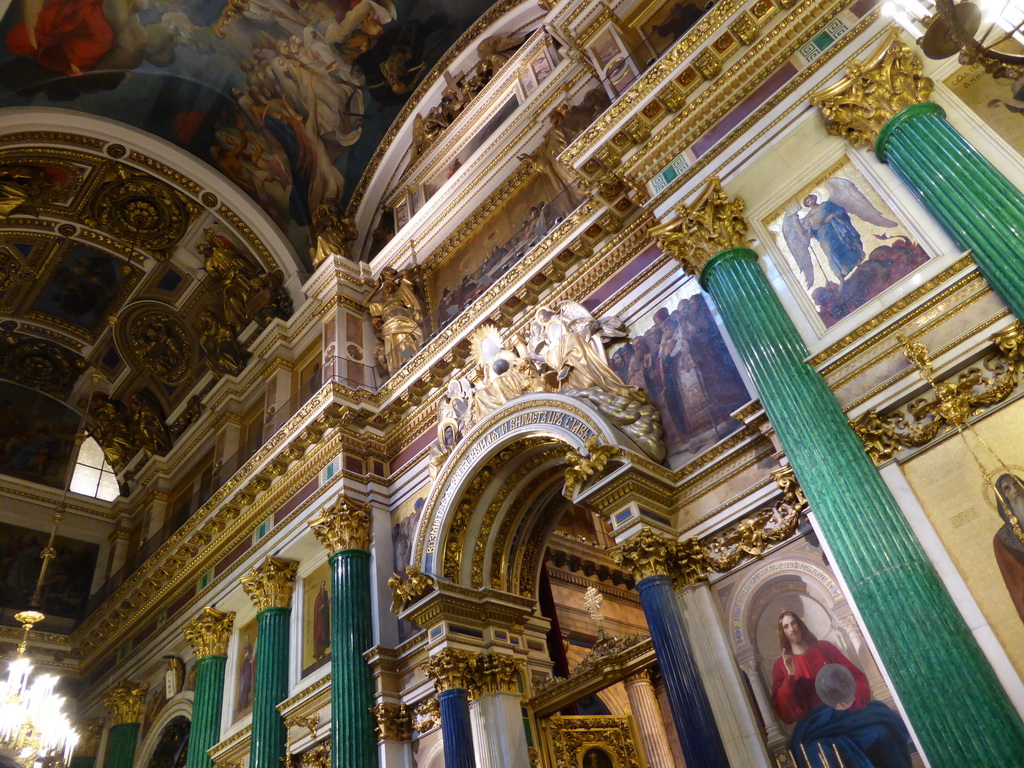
[
  {"xmin": 240, "ymin": 556, "xmax": 298, "ymax": 611},
  {"xmin": 308, "ymin": 495, "xmax": 373, "ymax": 553},
  {"xmin": 183, "ymin": 607, "xmax": 235, "ymax": 658},
  {"xmin": 103, "ymin": 680, "xmax": 149, "ymax": 725},
  {"xmin": 852, "ymin": 321, "xmax": 1024, "ymax": 464},
  {"xmin": 810, "ymin": 33, "xmax": 933, "ymax": 148}
]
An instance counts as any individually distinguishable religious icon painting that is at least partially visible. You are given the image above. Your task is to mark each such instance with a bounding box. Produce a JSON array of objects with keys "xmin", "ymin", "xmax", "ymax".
[
  {"xmin": 234, "ymin": 617, "xmax": 258, "ymax": 721},
  {"xmin": 901, "ymin": 395, "xmax": 1024, "ymax": 683},
  {"xmin": 710, "ymin": 534, "xmax": 922, "ymax": 768},
  {"xmin": 943, "ymin": 43, "xmax": 1024, "ymax": 158},
  {"xmin": 302, "ymin": 559, "xmax": 333, "ymax": 677},
  {"xmin": 608, "ymin": 278, "xmax": 750, "ymax": 469},
  {"xmin": 764, "ymin": 160, "xmax": 931, "ymax": 332}
]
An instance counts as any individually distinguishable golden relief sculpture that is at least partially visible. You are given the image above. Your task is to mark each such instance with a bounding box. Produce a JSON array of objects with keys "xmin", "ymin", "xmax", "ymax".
[
  {"xmin": 308, "ymin": 495, "xmax": 373, "ymax": 553},
  {"xmin": 852, "ymin": 321, "xmax": 1024, "ymax": 463},
  {"xmin": 130, "ymin": 309, "xmax": 193, "ymax": 385},
  {"xmin": 102, "ymin": 680, "xmax": 149, "ymax": 725},
  {"xmin": 549, "ymin": 715, "xmax": 644, "ymax": 768},
  {"xmin": 810, "ymin": 34, "xmax": 934, "ymax": 148},
  {"xmin": 195, "ymin": 309, "xmax": 250, "ymax": 377},
  {"xmin": 411, "ymin": 697, "xmax": 440, "ymax": 732},
  {"xmin": 0, "ymin": 332, "xmax": 86, "ymax": 399},
  {"xmin": 311, "ymin": 201, "xmax": 358, "ymax": 267},
  {"xmin": 0, "ymin": 165, "xmax": 62, "ymax": 219},
  {"xmin": 198, "ymin": 228, "xmax": 292, "ymax": 334},
  {"xmin": 366, "ymin": 267, "xmax": 425, "ymax": 374},
  {"xmin": 88, "ymin": 393, "xmax": 136, "ymax": 473},
  {"xmin": 370, "ymin": 703, "xmax": 413, "ymax": 742},
  {"xmin": 615, "ymin": 468, "xmax": 807, "ymax": 587},
  {"xmin": 428, "ymin": 304, "xmax": 666, "ymax": 477},
  {"xmin": 182, "ymin": 607, "xmax": 235, "ymax": 658},
  {"xmin": 240, "ymin": 556, "xmax": 298, "ymax": 611},
  {"xmin": 563, "ymin": 437, "xmax": 618, "ymax": 495},
  {"xmin": 651, "ymin": 176, "xmax": 750, "ymax": 275},
  {"xmin": 387, "ymin": 566, "xmax": 437, "ymax": 615},
  {"xmin": 89, "ymin": 166, "xmax": 195, "ymax": 253}
]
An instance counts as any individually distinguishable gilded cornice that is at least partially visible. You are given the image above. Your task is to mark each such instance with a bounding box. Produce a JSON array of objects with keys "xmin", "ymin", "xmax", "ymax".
[
  {"xmin": 183, "ymin": 607, "xmax": 235, "ymax": 658},
  {"xmin": 644, "ymin": 8, "xmax": 882, "ymax": 208},
  {"xmin": 240, "ymin": 556, "xmax": 299, "ymax": 611},
  {"xmin": 308, "ymin": 495, "xmax": 373, "ymax": 553},
  {"xmin": 103, "ymin": 680, "xmax": 148, "ymax": 725},
  {"xmin": 347, "ymin": 0, "xmax": 533, "ymax": 214},
  {"xmin": 810, "ymin": 33, "xmax": 933, "ymax": 148}
]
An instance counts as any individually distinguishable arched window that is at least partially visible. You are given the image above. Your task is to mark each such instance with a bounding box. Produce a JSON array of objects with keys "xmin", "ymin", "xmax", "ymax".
[{"xmin": 69, "ymin": 436, "xmax": 119, "ymax": 501}]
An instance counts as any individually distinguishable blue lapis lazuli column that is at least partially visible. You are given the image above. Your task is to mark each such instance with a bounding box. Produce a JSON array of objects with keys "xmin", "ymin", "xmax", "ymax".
[
  {"xmin": 438, "ymin": 688, "xmax": 476, "ymax": 768},
  {"xmin": 637, "ymin": 574, "xmax": 730, "ymax": 768}
]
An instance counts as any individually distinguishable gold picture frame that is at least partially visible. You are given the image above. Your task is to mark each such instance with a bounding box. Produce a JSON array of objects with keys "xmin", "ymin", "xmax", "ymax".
[{"xmin": 548, "ymin": 715, "xmax": 645, "ymax": 768}]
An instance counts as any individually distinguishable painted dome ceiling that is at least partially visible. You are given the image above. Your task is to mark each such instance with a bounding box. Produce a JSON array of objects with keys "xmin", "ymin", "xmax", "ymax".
[{"xmin": 0, "ymin": 0, "xmax": 508, "ymax": 263}]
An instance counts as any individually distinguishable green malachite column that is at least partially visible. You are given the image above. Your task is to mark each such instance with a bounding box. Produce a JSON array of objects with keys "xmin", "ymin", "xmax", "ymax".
[
  {"xmin": 69, "ymin": 756, "xmax": 95, "ymax": 768},
  {"xmin": 309, "ymin": 497, "xmax": 378, "ymax": 768},
  {"xmin": 812, "ymin": 34, "xmax": 1024, "ymax": 318},
  {"xmin": 240, "ymin": 557, "xmax": 298, "ymax": 768},
  {"xmin": 102, "ymin": 682, "xmax": 148, "ymax": 768},
  {"xmin": 183, "ymin": 607, "xmax": 236, "ymax": 768},
  {"xmin": 654, "ymin": 176, "xmax": 1024, "ymax": 767}
]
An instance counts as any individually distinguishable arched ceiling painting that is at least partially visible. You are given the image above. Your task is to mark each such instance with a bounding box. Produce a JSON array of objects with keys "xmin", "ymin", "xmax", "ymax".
[{"xmin": 0, "ymin": 0, "xmax": 506, "ymax": 264}]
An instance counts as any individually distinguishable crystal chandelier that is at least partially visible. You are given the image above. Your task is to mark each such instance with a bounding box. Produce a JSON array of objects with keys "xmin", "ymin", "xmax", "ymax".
[{"xmin": 883, "ymin": 0, "xmax": 1024, "ymax": 77}]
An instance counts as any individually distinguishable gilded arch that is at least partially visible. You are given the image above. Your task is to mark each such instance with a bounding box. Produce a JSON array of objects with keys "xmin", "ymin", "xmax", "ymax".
[{"xmin": 411, "ymin": 394, "xmax": 645, "ymax": 593}]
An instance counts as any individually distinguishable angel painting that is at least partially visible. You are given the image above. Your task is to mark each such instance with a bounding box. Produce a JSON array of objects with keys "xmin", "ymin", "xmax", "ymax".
[{"xmin": 770, "ymin": 167, "xmax": 930, "ymax": 329}]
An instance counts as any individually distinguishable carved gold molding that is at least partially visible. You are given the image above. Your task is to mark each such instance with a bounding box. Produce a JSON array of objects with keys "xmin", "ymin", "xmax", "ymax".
[
  {"xmin": 183, "ymin": 607, "xmax": 235, "ymax": 658},
  {"xmin": 308, "ymin": 495, "xmax": 373, "ymax": 553},
  {"xmin": 387, "ymin": 566, "xmax": 437, "ymax": 615},
  {"xmin": 563, "ymin": 437, "xmax": 617, "ymax": 495},
  {"xmin": 240, "ymin": 556, "xmax": 298, "ymax": 611},
  {"xmin": 370, "ymin": 703, "xmax": 413, "ymax": 742},
  {"xmin": 651, "ymin": 177, "xmax": 749, "ymax": 275},
  {"xmin": 810, "ymin": 33, "xmax": 933, "ymax": 148},
  {"xmin": 103, "ymin": 680, "xmax": 149, "ymax": 725},
  {"xmin": 852, "ymin": 321, "xmax": 1024, "ymax": 463}
]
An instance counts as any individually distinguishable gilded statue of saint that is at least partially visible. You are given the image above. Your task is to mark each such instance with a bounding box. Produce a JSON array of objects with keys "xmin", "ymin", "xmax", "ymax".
[
  {"xmin": 88, "ymin": 393, "xmax": 135, "ymax": 473},
  {"xmin": 366, "ymin": 267, "xmax": 424, "ymax": 373},
  {"xmin": 196, "ymin": 309, "xmax": 249, "ymax": 377}
]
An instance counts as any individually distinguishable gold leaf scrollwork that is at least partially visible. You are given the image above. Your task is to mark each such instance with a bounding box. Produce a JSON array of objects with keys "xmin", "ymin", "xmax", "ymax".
[
  {"xmin": 182, "ymin": 607, "xmax": 235, "ymax": 658},
  {"xmin": 852, "ymin": 322, "xmax": 1024, "ymax": 464},
  {"xmin": 810, "ymin": 33, "xmax": 934, "ymax": 148},
  {"xmin": 387, "ymin": 566, "xmax": 437, "ymax": 615},
  {"xmin": 308, "ymin": 496, "xmax": 373, "ymax": 553},
  {"xmin": 239, "ymin": 556, "xmax": 298, "ymax": 611},
  {"xmin": 370, "ymin": 703, "xmax": 412, "ymax": 742},
  {"xmin": 102, "ymin": 680, "xmax": 149, "ymax": 725},
  {"xmin": 563, "ymin": 437, "xmax": 617, "ymax": 495},
  {"xmin": 650, "ymin": 177, "xmax": 750, "ymax": 276}
]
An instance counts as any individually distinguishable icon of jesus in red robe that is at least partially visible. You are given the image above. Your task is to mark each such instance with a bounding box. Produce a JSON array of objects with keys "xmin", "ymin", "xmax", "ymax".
[{"xmin": 7, "ymin": 0, "xmax": 115, "ymax": 76}]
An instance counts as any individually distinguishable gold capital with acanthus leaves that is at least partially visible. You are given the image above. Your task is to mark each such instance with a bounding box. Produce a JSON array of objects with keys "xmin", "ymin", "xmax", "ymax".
[
  {"xmin": 469, "ymin": 653, "xmax": 524, "ymax": 698},
  {"xmin": 422, "ymin": 648, "xmax": 479, "ymax": 693},
  {"xmin": 613, "ymin": 527, "xmax": 681, "ymax": 582},
  {"xmin": 650, "ymin": 177, "xmax": 750, "ymax": 275},
  {"xmin": 240, "ymin": 556, "xmax": 298, "ymax": 611},
  {"xmin": 370, "ymin": 703, "xmax": 413, "ymax": 742},
  {"xmin": 810, "ymin": 33, "xmax": 934, "ymax": 148},
  {"xmin": 183, "ymin": 607, "xmax": 235, "ymax": 658},
  {"xmin": 308, "ymin": 495, "xmax": 373, "ymax": 553},
  {"xmin": 103, "ymin": 680, "xmax": 149, "ymax": 725}
]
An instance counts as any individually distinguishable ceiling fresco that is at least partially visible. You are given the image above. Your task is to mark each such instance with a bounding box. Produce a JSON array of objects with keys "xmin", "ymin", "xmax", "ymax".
[{"xmin": 0, "ymin": 0, "xmax": 503, "ymax": 262}]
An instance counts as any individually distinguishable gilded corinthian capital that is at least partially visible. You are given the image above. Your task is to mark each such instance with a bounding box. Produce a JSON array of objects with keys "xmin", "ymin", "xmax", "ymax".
[
  {"xmin": 308, "ymin": 495, "xmax": 373, "ymax": 552},
  {"xmin": 810, "ymin": 33, "xmax": 934, "ymax": 148},
  {"xmin": 422, "ymin": 648, "xmax": 479, "ymax": 692},
  {"xmin": 370, "ymin": 703, "xmax": 413, "ymax": 742},
  {"xmin": 650, "ymin": 177, "xmax": 749, "ymax": 275},
  {"xmin": 103, "ymin": 680, "xmax": 149, "ymax": 725},
  {"xmin": 183, "ymin": 607, "xmax": 235, "ymax": 658},
  {"xmin": 240, "ymin": 556, "xmax": 298, "ymax": 611},
  {"xmin": 612, "ymin": 527, "xmax": 680, "ymax": 582}
]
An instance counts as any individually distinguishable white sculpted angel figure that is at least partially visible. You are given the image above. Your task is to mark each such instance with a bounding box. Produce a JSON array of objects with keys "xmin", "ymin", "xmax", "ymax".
[{"xmin": 781, "ymin": 176, "xmax": 898, "ymax": 288}]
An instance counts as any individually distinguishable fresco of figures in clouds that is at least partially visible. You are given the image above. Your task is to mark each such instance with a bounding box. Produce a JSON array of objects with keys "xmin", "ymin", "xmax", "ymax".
[
  {"xmin": 766, "ymin": 161, "xmax": 930, "ymax": 331},
  {"xmin": 609, "ymin": 279, "xmax": 750, "ymax": 469}
]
